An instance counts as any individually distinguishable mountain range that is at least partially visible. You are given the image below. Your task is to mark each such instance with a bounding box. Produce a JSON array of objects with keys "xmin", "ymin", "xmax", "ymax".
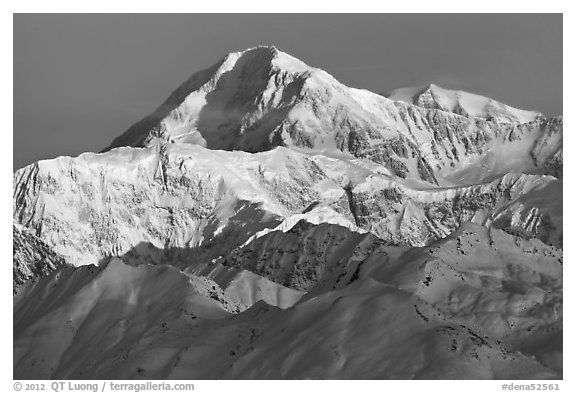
[{"xmin": 13, "ymin": 46, "xmax": 562, "ymax": 379}]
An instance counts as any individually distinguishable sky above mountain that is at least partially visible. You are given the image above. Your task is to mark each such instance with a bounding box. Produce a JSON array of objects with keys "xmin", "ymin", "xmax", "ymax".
[{"xmin": 13, "ymin": 14, "xmax": 562, "ymax": 170}]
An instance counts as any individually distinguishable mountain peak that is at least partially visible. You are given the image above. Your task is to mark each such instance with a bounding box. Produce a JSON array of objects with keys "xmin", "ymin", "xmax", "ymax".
[
  {"xmin": 423, "ymin": 82, "xmax": 440, "ymax": 91},
  {"xmin": 254, "ymin": 45, "xmax": 280, "ymax": 56},
  {"xmin": 219, "ymin": 46, "xmax": 312, "ymax": 75},
  {"xmin": 387, "ymin": 83, "xmax": 541, "ymax": 123},
  {"xmin": 241, "ymin": 45, "xmax": 279, "ymax": 54},
  {"xmin": 223, "ymin": 45, "xmax": 278, "ymax": 63},
  {"xmin": 103, "ymin": 46, "xmax": 326, "ymax": 153}
]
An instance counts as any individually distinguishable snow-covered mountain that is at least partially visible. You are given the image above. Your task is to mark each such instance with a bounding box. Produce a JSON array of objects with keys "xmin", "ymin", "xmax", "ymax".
[
  {"xmin": 105, "ymin": 46, "xmax": 562, "ymax": 185},
  {"xmin": 13, "ymin": 46, "xmax": 562, "ymax": 379},
  {"xmin": 12, "ymin": 143, "xmax": 561, "ymax": 270},
  {"xmin": 386, "ymin": 83, "xmax": 541, "ymax": 123}
]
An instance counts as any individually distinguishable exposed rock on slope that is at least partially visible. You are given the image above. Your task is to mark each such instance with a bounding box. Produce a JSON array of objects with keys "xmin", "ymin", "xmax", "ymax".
[
  {"xmin": 201, "ymin": 220, "xmax": 374, "ymax": 291},
  {"xmin": 13, "ymin": 224, "xmax": 66, "ymax": 293},
  {"xmin": 348, "ymin": 172, "xmax": 562, "ymax": 247}
]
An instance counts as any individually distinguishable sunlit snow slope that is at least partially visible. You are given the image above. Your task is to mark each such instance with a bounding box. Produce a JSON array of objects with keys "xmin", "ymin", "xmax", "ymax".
[{"xmin": 14, "ymin": 224, "xmax": 561, "ymax": 379}]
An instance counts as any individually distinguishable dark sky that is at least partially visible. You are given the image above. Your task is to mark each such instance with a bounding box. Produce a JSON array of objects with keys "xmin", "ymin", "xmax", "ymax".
[{"xmin": 13, "ymin": 14, "xmax": 562, "ymax": 170}]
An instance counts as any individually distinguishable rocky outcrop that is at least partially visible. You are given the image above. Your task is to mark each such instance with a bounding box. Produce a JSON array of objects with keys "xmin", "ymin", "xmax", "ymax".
[
  {"xmin": 529, "ymin": 116, "xmax": 563, "ymax": 178},
  {"xmin": 211, "ymin": 220, "xmax": 373, "ymax": 291},
  {"xmin": 13, "ymin": 224, "xmax": 66, "ymax": 293}
]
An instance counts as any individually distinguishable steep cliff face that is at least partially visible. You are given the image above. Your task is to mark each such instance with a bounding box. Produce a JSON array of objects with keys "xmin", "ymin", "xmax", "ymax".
[
  {"xmin": 104, "ymin": 46, "xmax": 561, "ymax": 186},
  {"xmin": 529, "ymin": 116, "xmax": 563, "ymax": 178},
  {"xmin": 204, "ymin": 220, "xmax": 374, "ymax": 291},
  {"xmin": 13, "ymin": 224, "xmax": 66, "ymax": 293}
]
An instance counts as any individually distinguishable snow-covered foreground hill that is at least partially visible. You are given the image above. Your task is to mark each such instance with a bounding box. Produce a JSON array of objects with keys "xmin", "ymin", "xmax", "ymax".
[
  {"xmin": 14, "ymin": 223, "xmax": 561, "ymax": 379},
  {"xmin": 13, "ymin": 46, "xmax": 562, "ymax": 379}
]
